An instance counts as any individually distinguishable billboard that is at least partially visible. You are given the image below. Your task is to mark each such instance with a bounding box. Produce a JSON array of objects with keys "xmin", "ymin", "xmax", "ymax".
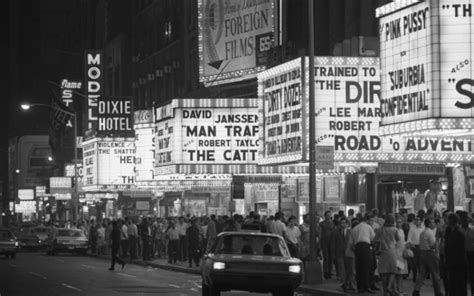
[
  {"xmin": 439, "ymin": 0, "xmax": 474, "ymax": 118},
  {"xmin": 258, "ymin": 59, "xmax": 304, "ymax": 164},
  {"xmin": 378, "ymin": 0, "xmax": 474, "ymax": 129},
  {"xmin": 18, "ymin": 189, "xmax": 34, "ymax": 201},
  {"xmin": 378, "ymin": 1, "xmax": 432, "ymax": 125},
  {"xmin": 84, "ymin": 50, "xmax": 103, "ymax": 135},
  {"xmin": 97, "ymin": 97, "xmax": 134, "ymax": 137},
  {"xmin": 134, "ymin": 110, "xmax": 155, "ymax": 182},
  {"xmin": 155, "ymin": 98, "xmax": 259, "ymax": 166},
  {"xmin": 258, "ymin": 57, "xmax": 474, "ymax": 165},
  {"xmin": 198, "ymin": 0, "xmax": 273, "ymax": 86},
  {"xmin": 60, "ymin": 79, "xmax": 82, "ymax": 129},
  {"xmin": 82, "ymin": 138, "xmax": 136, "ymax": 188}
]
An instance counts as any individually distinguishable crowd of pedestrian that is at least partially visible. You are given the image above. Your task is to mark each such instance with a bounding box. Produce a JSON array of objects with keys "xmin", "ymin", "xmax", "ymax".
[{"xmin": 46, "ymin": 207, "xmax": 474, "ymax": 295}]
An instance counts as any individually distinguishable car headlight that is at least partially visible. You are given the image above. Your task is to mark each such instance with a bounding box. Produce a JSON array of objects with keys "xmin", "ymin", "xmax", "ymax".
[
  {"xmin": 212, "ymin": 262, "xmax": 226, "ymax": 270},
  {"xmin": 289, "ymin": 265, "xmax": 301, "ymax": 273},
  {"xmin": 15, "ymin": 242, "xmax": 19, "ymax": 247},
  {"xmin": 38, "ymin": 240, "xmax": 42, "ymax": 244}
]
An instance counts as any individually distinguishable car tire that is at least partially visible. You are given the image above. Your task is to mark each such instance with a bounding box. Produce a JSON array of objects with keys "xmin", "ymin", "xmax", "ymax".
[
  {"xmin": 209, "ymin": 285, "xmax": 220, "ymax": 296},
  {"xmin": 201, "ymin": 281, "xmax": 210, "ymax": 296}
]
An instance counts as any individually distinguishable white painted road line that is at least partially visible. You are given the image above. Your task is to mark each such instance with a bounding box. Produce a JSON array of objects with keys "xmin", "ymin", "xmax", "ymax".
[
  {"xmin": 61, "ymin": 283, "xmax": 82, "ymax": 292},
  {"xmin": 117, "ymin": 273, "xmax": 137, "ymax": 278},
  {"xmin": 28, "ymin": 272, "xmax": 47, "ymax": 280},
  {"xmin": 80, "ymin": 264, "xmax": 96, "ymax": 269},
  {"xmin": 169, "ymin": 284, "xmax": 180, "ymax": 288}
]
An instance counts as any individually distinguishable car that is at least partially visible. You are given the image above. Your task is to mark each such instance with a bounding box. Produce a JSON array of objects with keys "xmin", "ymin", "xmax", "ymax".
[
  {"xmin": 11, "ymin": 227, "xmax": 44, "ymax": 251},
  {"xmin": 30, "ymin": 226, "xmax": 50, "ymax": 242},
  {"xmin": 200, "ymin": 232, "xmax": 303, "ymax": 296},
  {"xmin": 48, "ymin": 228, "xmax": 88, "ymax": 255},
  {"xmin": 0, "ymin": 228, "xmax": 19, "ymax": 259}
]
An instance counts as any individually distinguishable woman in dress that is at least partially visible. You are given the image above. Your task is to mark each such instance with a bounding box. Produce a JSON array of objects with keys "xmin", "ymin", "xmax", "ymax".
[
  {"xmin": 394, "ymin": 215, "xmax": 408, "ymax": 295},
  {"xmin": 375, "ymin": 213, "xmax": 400, "ymax": 296}
]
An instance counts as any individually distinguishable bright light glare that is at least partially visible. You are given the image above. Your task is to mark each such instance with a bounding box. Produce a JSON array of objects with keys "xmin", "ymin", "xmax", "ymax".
[
  {"xmin": 289, "ymin": 265, "xmax": 301, "ymax": 273},
  {"xmin": 48, "ymin": 156, "xmax": 53, "ymax": 161},
  {"xmin": 21, "ymin": 104, "xmax": 31, "ymax": 110},
  {"xmin": 213, "ymin": 262, "xmax": 225, "ymax": 270}
]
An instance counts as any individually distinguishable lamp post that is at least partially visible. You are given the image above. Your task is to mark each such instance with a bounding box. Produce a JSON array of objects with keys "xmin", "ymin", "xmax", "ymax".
[{"xmin": 20, "ymin": 103, "xmax": 79, "ymax": 221}]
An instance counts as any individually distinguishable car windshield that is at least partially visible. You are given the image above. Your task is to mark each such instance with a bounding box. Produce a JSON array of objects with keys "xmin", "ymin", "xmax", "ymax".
[
  {"xmin": 214, "ymin": 234, "xmax": 289, "ymax": 257},
  {"xmin": 0, "ymin": 230, "xmax": 13, "ymax": 239},
  {"xmin": 58, "ymin": 230, "xmax": 84, "ymax": 237}
]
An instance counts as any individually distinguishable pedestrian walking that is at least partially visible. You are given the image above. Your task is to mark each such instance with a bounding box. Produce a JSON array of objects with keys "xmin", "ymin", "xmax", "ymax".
[
  {"xmin": 394, "ymin": 216, "xmax": 408, "ymax": 295},
  {"xmin": 375, "ymin": 214, "xmax": 399, "ymax": 296},
  {"xmin": 299, "ymin": 214, "xmax": 310, "ymax": 263},
  {"xmin": 331, "ymin": 217, "xmax": 346, "ymax": 283},
  {"xmin": 97, "ymin": 222, "xmax": 106, "ymax": 255},
  {"xmin": 407, "ymin": 215, "xmax": 424, "ymax": 282},
  {"xmin": 206, "ymin": 215, "xmax": 217, "ymax": 252},
  {"xmin": 412, "ymin": 218, "xmax": 443, "ymax": 296},
  {"xmin": 109, "ymin": 220, "xmax": 126, "ymax": 271},
  {"xmin": 127, "ymin": 217, "xmax": 138, "ymax": 259},
  {"xmin": 176, "ymin": 217, "xmax": 189, "ymax": 261}
]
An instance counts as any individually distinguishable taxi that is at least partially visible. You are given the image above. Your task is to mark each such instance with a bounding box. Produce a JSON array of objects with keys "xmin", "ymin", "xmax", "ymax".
[
  {"xmin": 48, "ymin": 228, "xmax": 88, "ymax": 255},
  {"xmin": 200, "ymin": 231, "xmax": 303, "ymax": 296}
]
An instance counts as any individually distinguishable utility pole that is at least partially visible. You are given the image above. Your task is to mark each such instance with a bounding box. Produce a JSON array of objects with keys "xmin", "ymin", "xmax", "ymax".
[{"xmin": 305, "ymin": 0, "xmax": 323, "ymax": 284}]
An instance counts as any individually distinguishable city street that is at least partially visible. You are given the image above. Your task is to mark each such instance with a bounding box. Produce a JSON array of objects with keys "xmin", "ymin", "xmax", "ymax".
[{"xmin": 0, "ymin": 252, "xmax": 317, "ymax": 296}]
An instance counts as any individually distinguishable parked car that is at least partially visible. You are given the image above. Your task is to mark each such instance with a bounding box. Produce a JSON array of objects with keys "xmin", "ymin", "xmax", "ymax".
[
  {"xmin": 11, "ymin": 227, "xmax": 43, "ymax": 251},
  {"xmin": 0, "ymin": 228, "xmax": 19, "ymax": 259},
  {"xmin": 48, "ymin": 228, "xmax": 88, "ymax": 255},
  {"xmin": 200, "ymin": 232, "xmax": 303, "ymax": 296}
]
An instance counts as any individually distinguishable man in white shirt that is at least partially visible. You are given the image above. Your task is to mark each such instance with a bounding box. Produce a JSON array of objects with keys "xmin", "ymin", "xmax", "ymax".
[
  {"xmin": 271, "ymin": 212, "xmax": 286, "ymax": 237},
  {"xmin": 412, "ymin": 218, "xmax": 443, "ymax": 296},
  {"xmin": 120, "ymin": 219, "xmax": 129, "ymax": 258},
  {"xmin": 127, "ymin": 218, "xmax": 138, "ymax": 259},
  {"xmin": 407, "ymin": 215, "xmax": 425, "ymax": 282},
  {"xmin": 350, "ymin": 213, "xmax": 376, "ymax": 294},
  {"xmin": 284, "ymin": 216, "xmax": 301, "ymax": 258},
  {"xmin": 176, "ymin": 217, "xmax": 189, "ymax": 262}
]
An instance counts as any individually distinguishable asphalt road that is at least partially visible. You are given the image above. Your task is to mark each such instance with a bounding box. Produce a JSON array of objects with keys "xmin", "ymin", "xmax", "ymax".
[{"xmin": 0, "ymin": 252, "xmax": 314, "ymax": 296}]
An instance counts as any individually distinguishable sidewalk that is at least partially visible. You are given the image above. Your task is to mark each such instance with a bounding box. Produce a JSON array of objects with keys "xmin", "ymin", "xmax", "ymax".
[{"xmin": 90, "ymin": 253, "xmax": 439, "ymax": 296}]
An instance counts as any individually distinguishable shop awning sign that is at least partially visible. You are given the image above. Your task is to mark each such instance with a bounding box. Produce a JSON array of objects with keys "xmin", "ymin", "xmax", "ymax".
[{"xmin": 378, "ymin": 163, "xmax": 445, "ymax": 175}]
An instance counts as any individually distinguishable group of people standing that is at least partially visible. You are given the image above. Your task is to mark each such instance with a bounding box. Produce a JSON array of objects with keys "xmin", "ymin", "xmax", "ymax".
[{"xmin": 66, "ymin": 208, "xmax": 474, "ymax": 295}]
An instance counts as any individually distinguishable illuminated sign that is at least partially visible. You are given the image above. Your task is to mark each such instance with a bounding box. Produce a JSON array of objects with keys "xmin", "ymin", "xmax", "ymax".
[
  {"xmin": 60, "ymin": 79, "xmax": 82, "ymax": 128},
  {"xmin": 135, "ymin": 110, "xmax": 153, "ymax": 124},
  {"xmin": 97, "ymin": 97, "xmax": 134, "ymax": 137},
  {"xmin": 83, "ymin": 138, "xmax": 136, "ymax": 188},
  {"xmin": 97, "ymin": 139, "xmax": 135, "ymax": 185},
  {"xmin": 50, "ymin": 177, "xmax": 72, "ymax": 188},
  {"xmin": 154, "ymin": 104, "xmax": 174, "ymax": 122},
  {"xmin": 378, "ymin": 0, "xmax": 474, "ymax": 128},
  {"xmin": 258, "ymin": 59, "xmax": 303, "ymax": 164},
  {"xmin": 198, "ymin": 0, "xmax": 273, "ymax": 86},
  {"xmin": 378, "ymin": 1, "xmax": 432, "ymax": 125},
  {"xmin": 439, "ymin": 0, "xmax": 474, "ymax": 118},
  {"xmin": 15, "ymin": 200, "xmax": 36, "ymax": 214},
  {"xmin": 64, "ymin": 163, "xmax": 83, "ymax": 188},
  {"xmin": 258, "ymin": 57, "xmax": 474, "ymax": 165},
  {"xmin": 83, "ymin": 141, "xmax": 98, "ymax": 186},
  {"xmin": 135, "ymin": 121, "xmax": 155, "ymax": 181},
  {"xmin": 18, "ymin": 189, "xmax": 34, "ymax": 200},
  {"xmin": 84, "ymin": 50, "xmax": 103, "ymax": 133},
  {"xmin": 310, "ymin": 57, "xmax": 382, "ymax": 158},
  {"xmin": 156, "ymin": 98, "xmax": 259, "ymax": 166}
]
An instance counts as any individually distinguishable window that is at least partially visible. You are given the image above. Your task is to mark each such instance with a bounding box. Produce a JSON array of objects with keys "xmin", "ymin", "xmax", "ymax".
[{"xmin": 215, "ymin": 235, "xmax": 289, "ymax": 256}]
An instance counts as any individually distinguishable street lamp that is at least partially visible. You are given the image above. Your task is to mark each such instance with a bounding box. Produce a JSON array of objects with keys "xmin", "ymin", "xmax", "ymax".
[{"xmin": 20, "ymin": 103, "xmax": 79, "ymax": 221}]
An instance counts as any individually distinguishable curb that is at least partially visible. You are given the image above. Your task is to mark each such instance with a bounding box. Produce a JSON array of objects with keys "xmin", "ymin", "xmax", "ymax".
[{"xmin": 88, "ymin": 254, "xmax": 346, "ymax": 295}]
